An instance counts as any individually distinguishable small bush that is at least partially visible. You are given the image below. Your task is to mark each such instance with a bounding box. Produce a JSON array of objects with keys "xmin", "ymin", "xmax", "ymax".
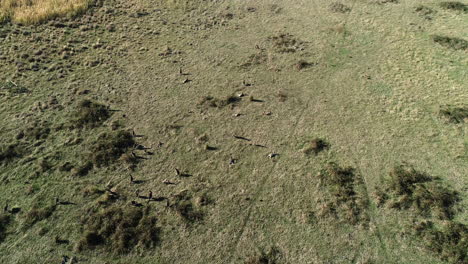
[
  {"xmin": 24, "ymin": 205, "xmax": 56, "ymax": 227},
  {"xmin": 413, "ymin": 220, "xmax": 467, "ymax": 264},
  {"xmin": 440, "ymin": 105, "xmax": 468, "ymax": 123},
  {"xmin": 440, "ymin": 2, "xmax": 468, "ymax": 12},
  {"xmin": 432, "ymin": 35, "xmax": 468, "ymax": 51},
  {"xmin": 72, "ymin": 100, "xmax": 111, "ymax": 129},
  {"xmin": 88, "ymin": 130, "xmax": 135, "ymax": 167},
  {"xmin": 76, "ymin": 206, "xmax": 160, "ymax": 254}
]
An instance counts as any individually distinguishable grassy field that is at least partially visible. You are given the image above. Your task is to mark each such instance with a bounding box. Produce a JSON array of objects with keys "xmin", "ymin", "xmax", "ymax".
[{"xmin": 0, "ymin": 0, "xmax": 467, "ymax": 263}]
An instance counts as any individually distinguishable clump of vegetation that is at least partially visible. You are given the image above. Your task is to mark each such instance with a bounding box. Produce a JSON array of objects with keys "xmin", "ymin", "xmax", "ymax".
[
  {"xmin": 76, "ymin": 205, "xmax": 160, "ymax": 254},
  {"xmin": 383, "ymin": 166, "xmax": 460, "ymax": 219},
  {"xmin": 198, "ymin": 95, "xmax": 241, "ymax": 109},
  {"xmin": 0, "ymin": 143, "xmax": 23, "ymax": 164},
  {"xmin": 0, "ymin": 0, "xmax": 92, "ymax": 24},
  {"xmin": 439, "ymin": 2, "xmax": 468, "ymax": 13},
  {"xmin": 439, "ymin": 105, "xmax": 468, "ymax": 124},
  {"xmin": 241, "ymin": 52, "xmax": 268, "ymax": 68},
  {"xmin": 415, "ymin": 5, "xmax": 436, "ymax": 19},
  {"xmin": 317, "ymin": 163, "xmax": 369, "ymax": 225},
  {"xmin": 0, "ymin": 213, "xmax": 11, "ymax": 242},
  {"xmin": 24, "ymin": 205, "xmax": 56, "ymax": 227},
  {"xmin": 88, "ymin": 130, "xmax": 135, "ymax": 167},
  {"xmin": 412, "ymin": 220, "xmax": 467, "ymax": 264},
  {"xmin": 303, "ymin": 138, "xmax": 329, "ymax": 155},
  {"xmin": 0, "ymin": 81, "xmax": 29, "ymax": 95},
  {"xmin": 329, "ymin": 2, "xmax": 351, "ymax": 13},
  {"xmin": 432, "ymin": 35, "xmax": 468, "ymax": 51},
  {"xmin": 71, "ymin": 161, "xmax": 93, "ymax": 177},
  {"xmin": 294, "ymin": 60, "xmax": 314, "ymax": 70},
  {"xmin": 36, "ymin": 158, "xmax": 52, "ymax": 173},
  {"xmin": 19, "ymin": 122, "xmax": 51, "ymax": 141},
  {"xmin": 269, "ymin": 33, "xmax": 303, "ymax": 53},
  {"xmin": 245, "ymin": 247, "xmax": 281, "ymax": 264},
  {"xmin": 171, "ymin": 191, "xmax": 203, "ymax": 223},
  {"xmin": 71, "ymin": 100, "xmax": 112, "ymax": 129},
  {"xmin": 277, "ymin": 91, "xmax": 288, "ymax": 102}
]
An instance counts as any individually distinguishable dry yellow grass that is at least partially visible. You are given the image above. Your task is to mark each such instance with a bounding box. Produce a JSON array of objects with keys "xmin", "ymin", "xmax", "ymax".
[{"xmin": 0, "ymin": 0, "xmax": 92, "ymax": 24}]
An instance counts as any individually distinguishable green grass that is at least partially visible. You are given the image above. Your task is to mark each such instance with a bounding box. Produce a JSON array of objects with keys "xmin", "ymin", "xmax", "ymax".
[{"xmin": 0, "ymin": 0, "xmax": 466, "ymax": 263}]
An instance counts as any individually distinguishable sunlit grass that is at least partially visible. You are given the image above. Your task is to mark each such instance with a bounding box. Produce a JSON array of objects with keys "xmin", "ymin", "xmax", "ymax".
[{"xmin": 0, "ymin": 0, "xmax": 92, "ymax": 24}]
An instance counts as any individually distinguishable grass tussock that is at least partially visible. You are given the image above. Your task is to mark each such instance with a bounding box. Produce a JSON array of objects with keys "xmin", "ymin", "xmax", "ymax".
[
  {"xmin": 269, "ymin": 33, "xmax": 303, "ymax": 53},
  {"xmin": 88, "ymin": 130, "xmax": 135, "ymax": 167},
  {"xmin": 439, "ymin": 105, "xmax": 468, "ymax": 124},
  {"xmin": 76, "ymin": 206, "xmax": 160, "ymax": 254},
  {"xmin": 415, "ymin": 5, "xmax": 436, "ymax": 16},
  {"xmin": 0, "ymin": 214, "xmax": 11, "ymax": 242},
  {"xmin": 439, "ymin": 2, "xmax": 468, "ymax": 12},
  {"xmin": 20, "ymin": 122, "xmax": 51, "ymax": 141},
  {"xmin": 382, "ymin": 166, "xmax": 460, "ymax": 219},
  {"xmin": 171, "ymin": 191, "xmax": 203, "ymax": 223},
  {"xmin": 198, "ymin": 95, "xmax": 241, "ymax": 109},
  {"xmin": 329, "ymin": 2, "xmax": 351, "ymax": 13},
  {"xmin": 317, "ymin": 163, "xmax": 369, "ymax": 225},
  {"xmin": 412, "ymin": 220, "xmax": 467, "ymax": 264},
  {"xmin": 432, "ymin": 35, "xmax": 468, "ymax": 51},
  {"xmin": 72, "ymin": 100, "xmax": 111, "ymax": 129},
  {"xmin": 0, "ymin": 143, "xmax": 23, "ymax": 164},
  {"xmin": 245, "ymin": 247, "xmax": 281, "ymax": 264},
  {"xmin": 303, "ymin": 138, "xmax": 329, "ymax": 155},
  {"xmin": 24, "ymin": 205, "xmax": 56, "ymax": 227},
  {"xmin": 241, "ymin": 52, "xmax": 269, "ymax": 68},
  {"xmin": 0, "ymin": 81, "xmax": 29, "ymax": 94},
  {"xmin": 71, "ymin": 161, "xmax": 93, "ymax": 177},
  {"xmin": 0, "ymin": 0, "xmax": 92, "ymax": 24}
]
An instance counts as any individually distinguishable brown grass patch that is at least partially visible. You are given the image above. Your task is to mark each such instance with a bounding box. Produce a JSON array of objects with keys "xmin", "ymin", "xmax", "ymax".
[{"xmin": 0, "ymin": 0, "xmax": 92, "ymax": 24}]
